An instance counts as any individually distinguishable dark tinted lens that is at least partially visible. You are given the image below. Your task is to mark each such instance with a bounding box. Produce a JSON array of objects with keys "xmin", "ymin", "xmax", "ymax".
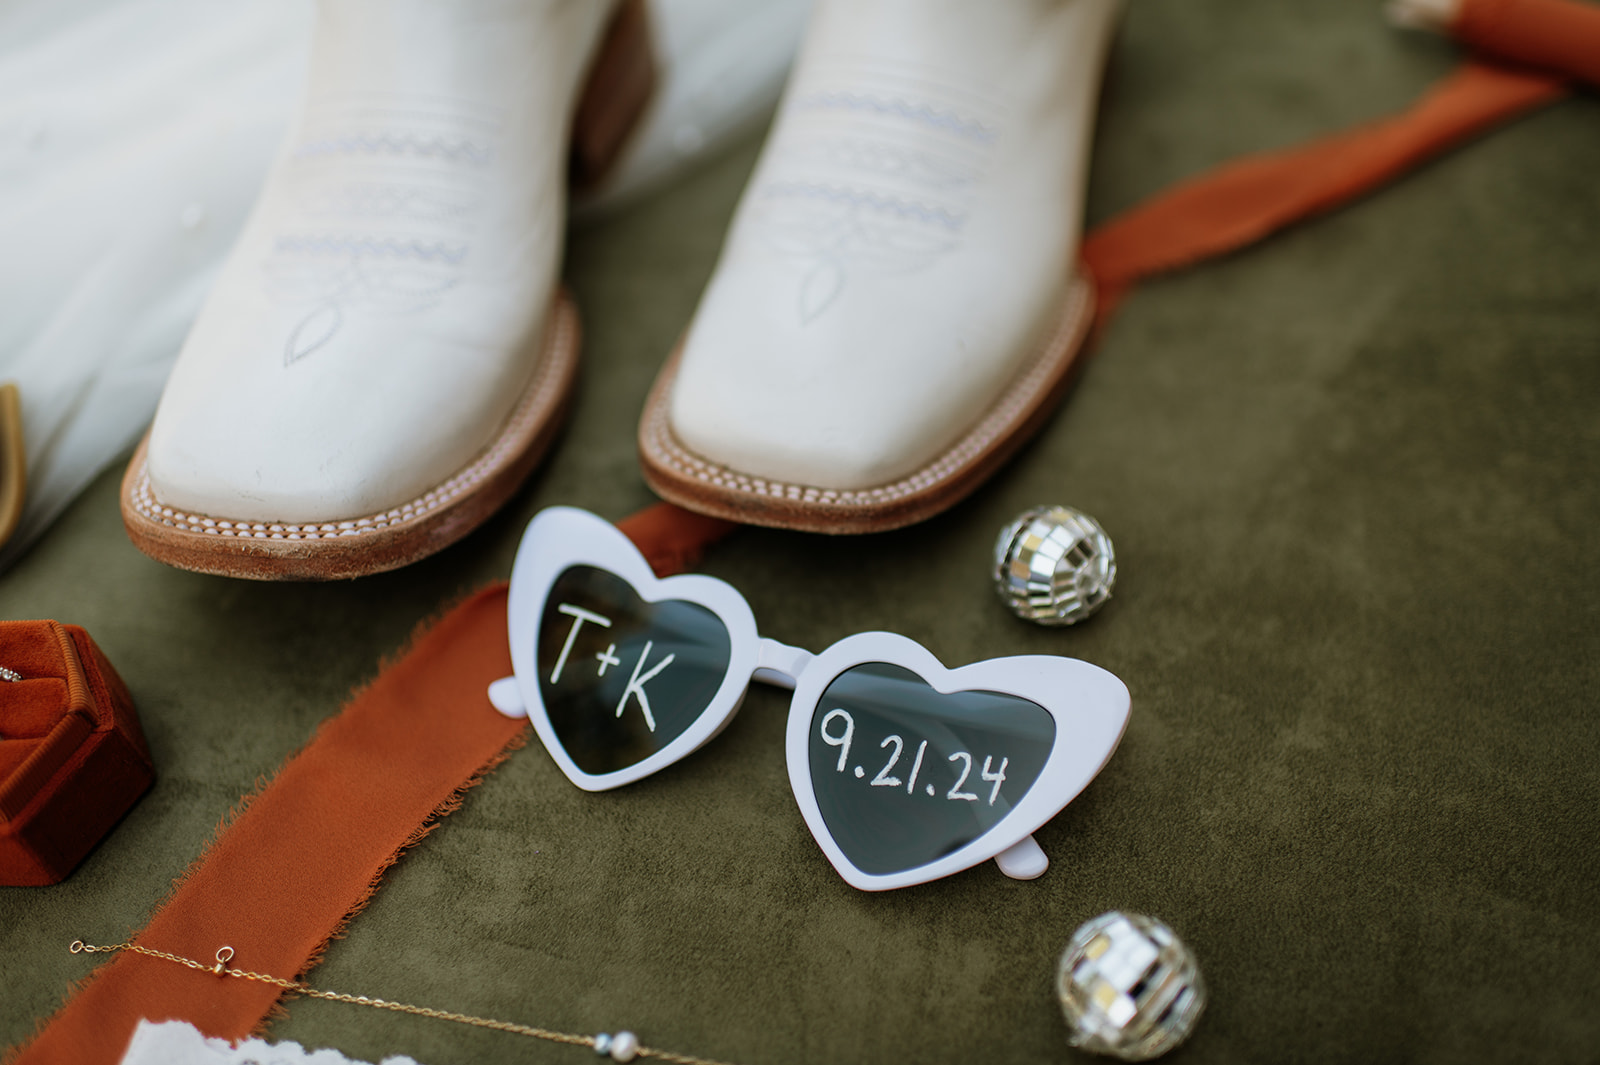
[
  {"xmin": 807, "ymin": 662, "xmax": 1055, "ymax": 877},
  {"xmin": 537, "ymin": 565, "xmax": 733, "ymax": 775}
]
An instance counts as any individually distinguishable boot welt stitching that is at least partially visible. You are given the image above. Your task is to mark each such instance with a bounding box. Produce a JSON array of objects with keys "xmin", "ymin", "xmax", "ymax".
[
  {"xmin": 645, "ymin": 277, "xmax": 1090, "ymax": 508},
  {"xmin": 129, "ymin": 308, "xmax": 574, "ymax": 540}
]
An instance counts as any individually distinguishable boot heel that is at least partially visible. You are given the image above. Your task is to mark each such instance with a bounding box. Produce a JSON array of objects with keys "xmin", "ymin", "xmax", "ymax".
[{"xmin": 571, "ymin": 0, "xmax": 656, "ymax": 190}]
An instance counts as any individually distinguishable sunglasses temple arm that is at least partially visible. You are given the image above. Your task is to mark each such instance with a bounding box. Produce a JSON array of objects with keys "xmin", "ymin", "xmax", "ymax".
[
  {"xmin": 752, "ymin": 638, "xmax": 813, "ymax": 691},
  {"xmin": 994, "ymin": 835, "xmax": 1049, "ymax": 880},
  {"xmin": 487, "ymin": 676, "xmax": 526, "ymax": 718}
]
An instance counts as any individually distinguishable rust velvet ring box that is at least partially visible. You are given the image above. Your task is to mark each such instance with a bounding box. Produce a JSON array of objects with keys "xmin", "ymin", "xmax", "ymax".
[{"xmin": 0, "ymin": 620, "xmax": 153, "ymax": 887}]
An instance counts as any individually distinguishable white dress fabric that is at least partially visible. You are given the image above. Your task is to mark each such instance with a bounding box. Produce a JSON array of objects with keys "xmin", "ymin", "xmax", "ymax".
[
  {"xmin": 0, "ymin": 0, "xmax": 809, "ymax": 571},
  {"xmin": 0, "ymin": 0, "xmax": 313, "ymax": 570}
]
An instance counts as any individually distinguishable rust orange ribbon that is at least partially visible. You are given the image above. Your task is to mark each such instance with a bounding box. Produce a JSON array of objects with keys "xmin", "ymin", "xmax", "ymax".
[
  {"xmin": 1081, "ymin": 62, "xmax": 1565, "ymax": 326},
  {"xmin": 1454, "ymin": 0, "xmax": 1600, "ymax": 88}
]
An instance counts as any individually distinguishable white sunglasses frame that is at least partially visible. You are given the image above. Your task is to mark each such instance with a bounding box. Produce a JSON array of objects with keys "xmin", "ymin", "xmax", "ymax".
[{"xmin": 489, "ymin": 506, "xmax": 1131, "ymax": 892}]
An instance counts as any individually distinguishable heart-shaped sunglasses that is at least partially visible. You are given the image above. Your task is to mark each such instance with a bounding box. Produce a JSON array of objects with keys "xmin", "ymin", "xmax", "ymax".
[{"xmin": 488, "ymin": 507, "xmax": 1130, "ymax": 892}]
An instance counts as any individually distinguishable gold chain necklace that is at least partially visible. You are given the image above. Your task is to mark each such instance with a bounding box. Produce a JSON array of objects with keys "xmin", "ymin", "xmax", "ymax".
[{"xmin": 70, "ymin": 939, "xmax": 743, "ymax": 1065}]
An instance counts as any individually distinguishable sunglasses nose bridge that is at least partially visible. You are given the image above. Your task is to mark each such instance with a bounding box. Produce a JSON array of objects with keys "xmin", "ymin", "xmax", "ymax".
[{"xmin": 752, "ymin": 637, "xmax": 812, "ymax": 690}]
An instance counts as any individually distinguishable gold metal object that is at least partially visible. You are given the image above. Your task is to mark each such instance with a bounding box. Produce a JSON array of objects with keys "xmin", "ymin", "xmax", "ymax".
[
  {"xmin": 70, "ymin": 939, "xmax": 740, "ymax": 1065},
  {"xmin": 0, "ymin": 382, "xmax": 25, "ymax": 550}
]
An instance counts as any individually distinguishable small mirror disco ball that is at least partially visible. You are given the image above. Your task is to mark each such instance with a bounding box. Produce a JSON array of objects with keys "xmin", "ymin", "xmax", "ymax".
[
  {"xmin": 993, "ymin": 505, "xmax": 1116, "ymax": 625},
  {"xmin": 1056, "ymin": 911, "xmax": 1206, "ymax": 1060}
]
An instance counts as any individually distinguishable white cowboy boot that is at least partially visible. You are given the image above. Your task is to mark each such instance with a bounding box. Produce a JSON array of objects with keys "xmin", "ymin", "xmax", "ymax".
[
  {"xmin": 127, "ymin": 0, "xmax": 649, "ymax": 578},
  {"xmin": 640, "ymin": 0, "xmax": 1120, "ymax": 532}
]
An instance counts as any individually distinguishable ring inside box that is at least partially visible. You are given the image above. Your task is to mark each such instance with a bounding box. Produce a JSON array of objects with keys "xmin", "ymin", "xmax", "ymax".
[{"xmin": 0, "ymin": 620, "xmax": 153, "ymax": 886}]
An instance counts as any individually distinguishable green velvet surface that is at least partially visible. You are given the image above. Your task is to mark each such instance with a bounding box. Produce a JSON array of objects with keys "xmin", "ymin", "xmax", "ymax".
[{"xmin": 3, "ymin": 2, "xmax": 1598, "ymax": 1063}]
